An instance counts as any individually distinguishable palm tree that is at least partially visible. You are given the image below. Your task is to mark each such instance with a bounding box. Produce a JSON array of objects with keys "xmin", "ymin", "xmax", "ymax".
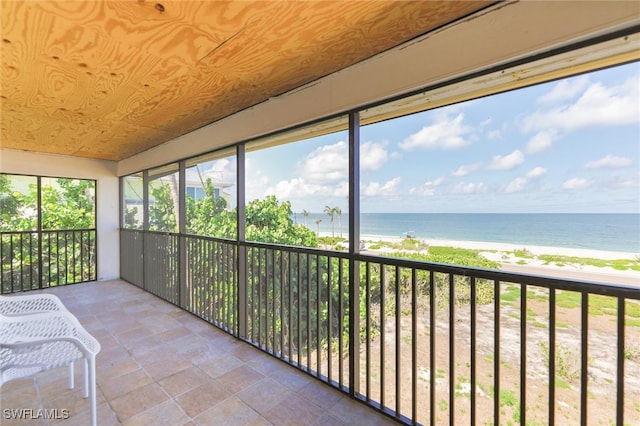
[
  {"xmin": 302, "ymin": 209, "xmax": 310, "ymax": 227},
  {"xmin": 314, "ymin": 218, "xmax": 322, "ymax": 236},
  {"xmin": 324, "ymin": 205, "xmax": 335, "ymax": 237},
  {"xmin": 335, "ymin": 206, "xmax": 342, "ymax": 237}
]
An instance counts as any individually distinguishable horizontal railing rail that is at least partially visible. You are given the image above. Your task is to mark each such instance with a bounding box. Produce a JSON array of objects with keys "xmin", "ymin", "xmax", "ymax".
[
  {"xmin": 120, "ymin": 229, "xmax": 640, "ymax": 425},
  {"xmin": 1, "ymin": 229, "xmax": 96, "ymax": 294}
]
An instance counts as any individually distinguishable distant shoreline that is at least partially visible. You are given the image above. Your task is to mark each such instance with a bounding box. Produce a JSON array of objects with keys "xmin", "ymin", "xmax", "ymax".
[
  {"xmin": 322, "ymin": 232, "xmax": 638, "ymax": 260},
  {"xmin": 317, "ymin": 232, "xmax": 640, "ymax": 285}
]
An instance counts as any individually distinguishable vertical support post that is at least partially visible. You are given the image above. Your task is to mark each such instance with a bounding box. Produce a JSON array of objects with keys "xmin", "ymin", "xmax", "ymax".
[
  {"xmin": 118, "ymin": 176, "xmax": 124, "ymax": 229},
  {"xmin": 37, "ymin": 176, "xmax": 43, "ymax": 289},
  {"xmin": 178, "ymin": 161, "xmax": 186, "ymax": 309},
  {"xmin": 237, "ymin": 144, "xmax": 247, "ymax": 338},
  {"xmin": 348, "ymin": 110, "xmax": 361, "ymax": 396},
  {"xmin": 142, "ymin": 170, "xmax": 149, "ymax": 290}
]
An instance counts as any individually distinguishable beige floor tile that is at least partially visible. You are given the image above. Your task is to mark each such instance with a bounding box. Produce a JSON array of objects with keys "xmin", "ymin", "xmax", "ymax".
[
  {"xmin": 264, "ymin": 393, "xmax": 324, "ymax": 426},
  {"xmin": 122, "ymin": 399, "xmax": 190, "ymax": 426},
  {"xmin": 110, "ymin": 382, "xmax": 170, "ymax": 422},
  {"xmin": 216, "ymin": 365, "xmax": 265, "ymax": 394},
  {"xmin": 197, "ymin": 354, "xmax": 244, "ymax": 378},
  {"xmin": 297, "ymin": 380, "xmax": 345, "ymax": 410},
  {"xmin": 158, "ymin": 367, "xmax": 212, "ymax": 397},
  {"xmin": 99, "ymin": 368, "xmax": 154, "ymax": 401},
  {"xmin": 175, "ymin": 381, "xmax": 231, "ymax": 418},
  {"xmin": 236, "ymin": 378, "xmax": 292, "ymax": 415},
  {"xmin": 193, "ymin": 396, "xmax": 270, "ymax": 426}
]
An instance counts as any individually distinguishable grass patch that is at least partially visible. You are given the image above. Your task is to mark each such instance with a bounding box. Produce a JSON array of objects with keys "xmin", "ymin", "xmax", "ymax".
[
  {"xmin": 500, "ymin": 389, "xmax": 517, "ymax": 407},
  {"xmin": 531, "ymin": 319, "xmax": 547, "ymax": 328},
  {"xmin": 537, "ymin": 254, "xmax": 640, "ymax": 272},
  {"xmin": 626, "ymin": 318, "xmax": 640, "ymax": 328},
  {"xmin": 512, "ymin": 248, "xmax": 535, "ymax": 259}
]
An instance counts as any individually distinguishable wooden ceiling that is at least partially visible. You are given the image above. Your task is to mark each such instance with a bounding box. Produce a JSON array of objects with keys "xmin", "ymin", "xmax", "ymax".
[{"xmin": 0, "ymin": 0, "xmax": 492, "ymax": 161}]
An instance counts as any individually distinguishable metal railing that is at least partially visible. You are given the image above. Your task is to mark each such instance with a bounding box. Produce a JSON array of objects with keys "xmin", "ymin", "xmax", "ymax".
[
  {"xmin": 1, "ymin": 229, "xmax": 96, "ymax": 294},
  {"xmin": 120, "ymin": 229, "xmax": 640, "ymax": 425}
]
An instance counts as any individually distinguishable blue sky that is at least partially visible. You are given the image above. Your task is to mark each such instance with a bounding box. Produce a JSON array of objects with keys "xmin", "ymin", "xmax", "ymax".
[{"xmin": 214, "ymin": 62, "xmax": 639, "ymax": 214}]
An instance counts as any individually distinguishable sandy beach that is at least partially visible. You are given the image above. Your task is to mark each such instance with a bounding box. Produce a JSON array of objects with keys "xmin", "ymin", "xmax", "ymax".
[{"xmin": 321, "ymin": 233, "xmax": 640, "ymax": 285}]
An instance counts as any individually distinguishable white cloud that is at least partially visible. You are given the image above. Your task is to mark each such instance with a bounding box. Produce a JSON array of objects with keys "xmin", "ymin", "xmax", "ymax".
[
  {"xmin": 505, "ymin": 177, "xmax": 527, "ymax": 194},
  {"xmin": 451, "ymin": 181, "xmax": 488, "ymax": 194},
  {"xmin": 265, "ymin": 178, "xmax": 326, "ymax": 198},
  {"xmin": 451, "ymin": 163, "xmax": 481, "ymax": 177},
  {"xmin": 301, "ymin": 141, "xmax": 348, "ymax": 183},
  {"xmin": 361, "ymin": 141, "xmax": 389, "ymax": 171},
  {"xmin": 523, "ymin": 77, "xmax": 640, "ymax": 133},
  {"xmin": 488, "ymin": 150, "xmax": 525, "ymax": 170},
  {"xmin": 585, "ymin": 155, "xmax": 633, "ymax": 169},
  {"xmin": 537, "ymin": 75, "xmax": 589, "ymax": 104},
  {"xmin": 409, "ymin": 177, "xmax": 444, "ymax": 196},
  {"xmin": 505, "ymin": 166, "xmax": 547, "ymax": 193},
  {"xmin": 526, "ymin": 129, "xmax": 558, "ymax": 154},
  {"xmin": 526, "ymin": 166, "xmax": 547, "ymax": 179},
  {"xmin": 362, "ymin": 177, "xmax": 402, "ymax": 196},
  {"xmin": 562, "ymin": 178, "xmax": 593, "ymax": 190},
  {"xmin": 400, "ymin": 113, "xmax": 472, "ymax": 150},
  {"xmin": 302, "ymin": 140, "xmax": 388, "ymax": 184}
]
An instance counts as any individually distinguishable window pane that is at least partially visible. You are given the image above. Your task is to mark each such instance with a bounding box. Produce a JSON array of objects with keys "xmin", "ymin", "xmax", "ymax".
[
  {"xmin": 359, "ymin": 62, "xmax": 640, "ymax": 262},
  {"xmin": 246, "ymin": 117, "xmax": 348, "ymax": 247},
  {"xmin": 148, "ymin": 164, "xmax": 179, "ymax": 232},
  {"xmin": 41, "ymin": 177, "xmax": 95, "ymax": 230},
  {"xmin": 185, "ymin": 151, "xmax": 237, "ymax": 239},
  {"xmin": 123, "ymin": 173, "xmax": 143, "ymax": 230},
  {"xmin": 0, "ymin": 174, "xmax": 37, "ymax": 231}
]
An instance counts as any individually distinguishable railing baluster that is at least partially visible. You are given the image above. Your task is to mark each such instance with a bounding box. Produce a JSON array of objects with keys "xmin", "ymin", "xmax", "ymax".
[
  {"xmin": 316, "ymin": 254, "xmax": 321, "ymax": 377},
  {"xmin": 395, "ymin": 265, "xmax": 401, "ymax": 417},
  {"xmin": 411, "ymin": 267, "xmax": 417, "ymax": 423},
  {"xmin": 338, "ymin": 257, "xmax": 344, "ymax": 388},
  {"xmin": 616, "ymin": 297, "xmax": 625, "ymax": 425},
  {"xmin": 327, "ymin": 255, "xmax": 332, "ymax": 382},
  {"xmin": 429, "ymin": 272, "xmax": 436, "ymax": 426},
  {"xmin": 521, "ymin": 283, "xmax": 527, "ymax": 426},
  {"xmin": 280, "ymin": 249, "xmax": 285, "ymax": 358},
  {"xmin": 306, "ymin": 253, "xmax": 311, "ymax": 372},
  {"xmin": 449, "ymin": 273, "xmax": 455, "ymax": 425},
  {"xmin": 297, "ymin": 251, "xmax": 302, "ymax": 368},
  {"xmin": 549, "ymin": 287, "xmax": 556, "ymax": 425},
  {"xmin": 365, "ymin": 262, "xmax": 371, "ymax": 401},
  {"xmin": 380, "ymin": 263, "xmax": 386, "ymax": 408},
  {"xmin": 470, "ymin": 276, "xmax": 476, "ymax": 426},
  {"xmin": 288, "ymin": 251, "xmax": 293, "ymax": 362},
  {"xmin": 580, "ymin": 292, "xmax": 588, "ymax": 426},
  {"xmin": 494, "ymin": 280, "xmax": 500, "ymax": 426}
]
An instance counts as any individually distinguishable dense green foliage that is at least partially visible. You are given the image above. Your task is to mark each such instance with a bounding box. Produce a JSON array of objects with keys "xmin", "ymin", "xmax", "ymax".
[
  {"xmin": 0, "ymin": 175, "xmax": 95, "ymax": 232},
  {"xmin": 147, "ymin": 177, "xmax": 318, "ymax": 247},
  {"xmin": 1, "ymin": 175, "xmax": 97, "ymax": 292}
]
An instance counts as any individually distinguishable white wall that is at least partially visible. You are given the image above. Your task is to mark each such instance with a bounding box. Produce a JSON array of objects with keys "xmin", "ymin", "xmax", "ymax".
[{"xmin": 0, "ymin": 149, "xmax": 120, "ymax": 281}]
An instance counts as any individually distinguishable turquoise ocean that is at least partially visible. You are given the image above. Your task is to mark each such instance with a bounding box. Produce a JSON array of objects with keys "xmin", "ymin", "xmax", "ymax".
[{"xmin": 301, "ymin": 213, "xmax": 640, "ymax": 254}]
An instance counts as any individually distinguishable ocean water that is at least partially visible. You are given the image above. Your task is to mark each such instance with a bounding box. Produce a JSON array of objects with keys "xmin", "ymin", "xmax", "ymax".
[{"xmin": 303, "ymin": 213, "xmax": 640, "ymax": 254}]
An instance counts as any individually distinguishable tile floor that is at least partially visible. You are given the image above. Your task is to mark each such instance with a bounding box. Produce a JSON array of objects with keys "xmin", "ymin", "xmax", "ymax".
[{"xmin": 1, "ymin": 280, "xmax": 400, "ymax": 426}]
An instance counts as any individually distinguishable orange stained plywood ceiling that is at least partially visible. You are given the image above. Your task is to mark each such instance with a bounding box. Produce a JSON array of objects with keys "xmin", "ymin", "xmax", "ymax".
[{"xmin": 0, "ymin": 0, "xmax": 492, "ymax": 161}]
